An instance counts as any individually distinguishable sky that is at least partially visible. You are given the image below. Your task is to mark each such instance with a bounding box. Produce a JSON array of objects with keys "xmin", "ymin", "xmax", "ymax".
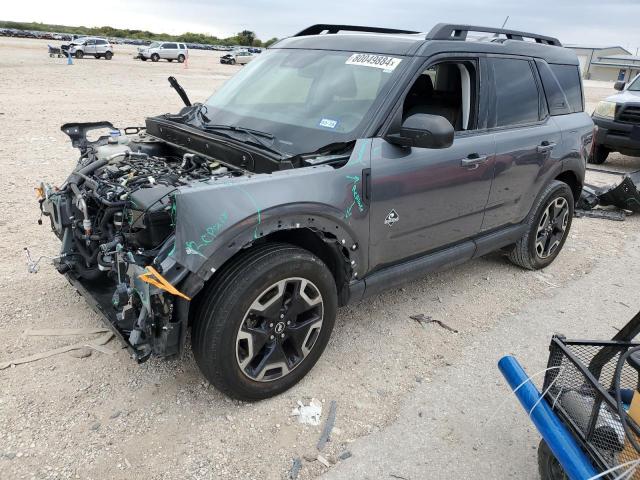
[{"xmin": 4, "ymin": 0, "xmax": 640, "ymax": 52}]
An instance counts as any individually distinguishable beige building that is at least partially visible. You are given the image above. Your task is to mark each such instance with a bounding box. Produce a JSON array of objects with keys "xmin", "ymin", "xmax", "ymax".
[{"xmin": 566, "ymin": 45, "xmax": 639, "ymax": 82}]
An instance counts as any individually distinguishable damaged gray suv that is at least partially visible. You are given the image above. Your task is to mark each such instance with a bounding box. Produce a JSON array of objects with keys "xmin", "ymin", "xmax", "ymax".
[{"xmin": 37, "ymin": 24, "xmax": 593, "ymax": 400}]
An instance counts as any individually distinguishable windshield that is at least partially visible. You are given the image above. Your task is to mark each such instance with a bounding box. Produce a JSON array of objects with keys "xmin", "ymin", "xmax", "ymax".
[
  {"xmin": 148, "ymin": 42, "xmax": 161, "ymax": 48},
  {"xmin": 203, "ymin": 49, "xmax": 406, "ymax": 156},
  {"xmin": 628, "ymin": 74, "xmax": 640, "ymax": 91}
]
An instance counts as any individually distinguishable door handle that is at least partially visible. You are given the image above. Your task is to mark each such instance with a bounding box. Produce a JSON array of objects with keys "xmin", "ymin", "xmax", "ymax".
[
  {"xmin": 537, "ymin": 141, "xmax": 557, "ymax": 153},
  {"xmin": 362, "ymin": 168, "xmax": 371, "ymax": 205},
  {"xmin": 460, "ymin": 154, "xmax": 488, "ymax": 169}
]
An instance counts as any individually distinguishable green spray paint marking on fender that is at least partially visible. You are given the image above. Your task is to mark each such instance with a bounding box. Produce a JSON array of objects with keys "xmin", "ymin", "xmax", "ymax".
[
  {"xmin": 345, "ymin": 175, "xmax": 364, "ymax": 219},
  {"xmin": 221, "ymin": 181, "xmax": 262, "ymax": 239},
  {"xmin": 185, "ymin": 211, "xmax": 229, "ymax": 257},
  {"xmin": 347, "ymin": 139, "xmax": 369, "ymax": 167}
]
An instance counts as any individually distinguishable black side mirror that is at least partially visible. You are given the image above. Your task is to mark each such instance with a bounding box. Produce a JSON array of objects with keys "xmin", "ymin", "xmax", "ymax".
[
  {"xmin": 386, "ymin": 113, "xmax": 454, "ymax": 149},
  {"xmin": 614, "ymin": 81, "xmax": 626, "ymax": 91}
]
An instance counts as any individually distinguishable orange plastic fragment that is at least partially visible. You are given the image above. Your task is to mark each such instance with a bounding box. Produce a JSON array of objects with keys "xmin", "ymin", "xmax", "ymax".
[{"xmin": 138, "ymin": 266, "xmax": 191, "ymax": 301}]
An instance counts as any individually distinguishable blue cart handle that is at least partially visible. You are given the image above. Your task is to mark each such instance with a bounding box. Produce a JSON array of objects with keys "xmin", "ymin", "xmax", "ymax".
[{"xmin": 498, "ymin": 355, "xmax": 599, "ymax": 480}]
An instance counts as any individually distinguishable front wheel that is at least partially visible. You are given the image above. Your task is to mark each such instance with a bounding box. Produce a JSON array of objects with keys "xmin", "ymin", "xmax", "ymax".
[
  {"xmin": 230, "ymin": 58, "xmax": 236, "ymax": 65},
  {"xmin": 589, "ymin": 145, "xmax": 610, "ymax": 164},
  {"xmin": 507, "ymin": 180, "xmax": 574, "ymax": 270},
  {"xmin": 104, "ymin": 51, "xmax": 113, "ymax": 60},
  {"xmin": 538, "ymin": 440, "xmax": 568, "ymax": 480},
  {"xmin": 74, "ymin": 50, "xmax": 83, "ymax": 59},
  {"xmin": 191, "ymin": 243, "xmax": 337, "ymax": 400},
  {"xmin": 151, "ymin": 53, "xmax": 159, "ymax": 62}
]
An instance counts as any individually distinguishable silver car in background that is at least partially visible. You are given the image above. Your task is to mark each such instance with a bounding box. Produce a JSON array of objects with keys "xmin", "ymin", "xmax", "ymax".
[
  {"xmin": 62, "ymin": 37, "xmax": 113, "ymax": 59},
  {"xmin": 220, "ymin": 50, "xmax": 255, "ymax": 65},
  {"xmin": 137, "ymin": 42, "xmax": 188, "ymax": 63}
]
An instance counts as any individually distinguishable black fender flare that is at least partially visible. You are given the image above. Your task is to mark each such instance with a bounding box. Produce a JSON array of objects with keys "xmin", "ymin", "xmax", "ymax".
[{"xmin": 192, "ymin": 203, "xmax": 365, "ymax": 283}]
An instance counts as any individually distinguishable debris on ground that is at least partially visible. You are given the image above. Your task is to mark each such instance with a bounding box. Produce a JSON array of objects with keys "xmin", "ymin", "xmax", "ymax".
[
  {"xmin": 68, "ymin": 347, "xmax": 92, "ymax": 359},
  {"xmin": 338, "ymin": 450, "xmax": 353, "ymax": 460},
  {"xmin": 291, "ymin": 398, "xmax": 323, "ymax": 426},
  {"xmin": 288, "ymin": 457, "xmax": 302, "ymax": 479},
  {"xmin": 410, "ymin": 314, "xmax": 458, "ymax": 333},
  {"xmin": 317, "ymin": 399, "xmax": 337, "ymax": 451},
  {"xmin": 577, "ymin": 167, "xmax": 640, "ymax": 218},
  {"xmin": 0, "ymin": 332, "xmax": 115, "ymax": 370},
  {"xmin": 23, "ymin": 327, "xmax": 109, "ymax": 337},
  {"xmin": 317, "ymin": 454, "xmax": 332, "ymax": 468},
  {"xmin": 575, "ymin": 208, "xmax": 627, "ymax": 221}
]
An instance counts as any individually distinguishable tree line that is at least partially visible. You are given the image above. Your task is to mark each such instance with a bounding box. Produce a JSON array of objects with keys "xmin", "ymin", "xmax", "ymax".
[{"xmin": 0, "ymin": 21, "xmax": 279, "ymax": 47}]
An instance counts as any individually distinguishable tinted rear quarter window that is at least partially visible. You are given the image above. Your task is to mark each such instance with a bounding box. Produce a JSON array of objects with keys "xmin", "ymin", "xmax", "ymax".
[
  {"xmin": 550, "ymin": 64, "xmax": 583, "ymax": 113},
  {"xmin": 491, "ymin": 58, "xmax": 541, "ymax": 127}
]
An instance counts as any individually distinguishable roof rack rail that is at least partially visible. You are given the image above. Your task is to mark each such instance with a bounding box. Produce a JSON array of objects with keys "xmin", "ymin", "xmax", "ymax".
[
  {"xmin": 294, "ymin": 24, "xmax": 420, "ymax": 37},
  {"xmin": 425, "ymin": 23, "xmax": 562, "ymax": 47}
]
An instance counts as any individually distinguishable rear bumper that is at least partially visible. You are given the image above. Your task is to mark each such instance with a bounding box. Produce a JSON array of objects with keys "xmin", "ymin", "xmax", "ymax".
[{"xmin": 593, "ymin": 115, "xmax": 640, "ymax": 155}]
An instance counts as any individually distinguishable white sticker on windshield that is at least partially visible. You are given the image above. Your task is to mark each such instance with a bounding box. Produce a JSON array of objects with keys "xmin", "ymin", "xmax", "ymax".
[
  {"xmin": 345, "ymin": 53, "xmax": 402, "ymax": 72},
  {"xmin": 318, "ymin": 118, "xmax": 338, "ymax": 129}
]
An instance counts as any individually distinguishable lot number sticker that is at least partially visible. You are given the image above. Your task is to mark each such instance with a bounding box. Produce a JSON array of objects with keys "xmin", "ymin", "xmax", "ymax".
[{"xmin": 345, "ymin": 54, "xmax": 402, "ymax": 72}]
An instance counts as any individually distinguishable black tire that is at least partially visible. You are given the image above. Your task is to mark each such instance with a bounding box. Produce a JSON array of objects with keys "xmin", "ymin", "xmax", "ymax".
[
  {"xmin": 94, "ymin": 54, "xmax": 100, "ymax": 59},
  {"xmin": 75, "ymin": 50, "xmax": 84, "ymax": 59},
  {"xmin": 507, "ymin": 180, "xmax": 574, "ymax": 270},
  {"xmin": 191, "ymin": 243, "xmax": 337, "ymax": 400},
  {"xmin": 167, "ymin": 58, "xmax": 173, "ymax": 62},
  {"xmin": 589, "ymin": 145, "xmax": 610, "ymax": 164},
  {"xmin": 151, "ymin": 53, "xmax": 159, "ymax": 62},
  {"xmin": 105, "ymin": 51, "xmax": 113, "ymax": 60},
  {"xmin": 538, "ymin": 440, "xmax": 568, "ymax": 480},
  {"xmin": 177, "ymin": 54, "xmax": 185, "ymax": 63},
  {"xmin": 230, "ymin": 58, "xmax": 236, "ymax": 65},
  {"xmin": 140, "ymin": 57, "xmax": 147, "ymax": 61}
]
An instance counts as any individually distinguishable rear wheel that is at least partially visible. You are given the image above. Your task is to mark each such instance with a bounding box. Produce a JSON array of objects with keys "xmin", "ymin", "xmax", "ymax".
[
  {"xmin": 507, "ymin": 180, "xmax": 574, "ymax": 270},
  {"xmin": 538, "ymin": 440, "xmax": 568, "ymax": 480},
  {"xmin": 74, "ymin": 50, "xmax": 83, "ymax": 59},
  {"xmin": 178, "ymin": 54, "xmax": 185, "ymax": 63},
  {"xmin": 589, "ymin": 145, "xmax": 610, "ymax": 164},
  {"xmin": 191, "ymin": 243, "xmax": 337, "ymax": 400},
  {"xmin": 104, "ymin": 51, "xmax": 113, "ymax": 60},
  {"xmin": 151, "ymin": 53, "xmax": 159, "ymax": 62}
]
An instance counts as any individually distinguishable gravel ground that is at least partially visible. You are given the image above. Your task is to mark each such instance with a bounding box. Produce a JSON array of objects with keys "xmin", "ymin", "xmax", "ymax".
[{"xmin": 0, "ymin": 37, "xmax": 639, "ymax": 480}]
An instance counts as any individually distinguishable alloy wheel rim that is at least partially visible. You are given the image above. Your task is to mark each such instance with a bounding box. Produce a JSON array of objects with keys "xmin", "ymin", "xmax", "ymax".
[
  {"xmin": 535, "ymin": 197, "xmax": 569, "ymax": 259},
  {"xmin": 236, "ymin": 277, "xmax": 324, "ymax": 382}
]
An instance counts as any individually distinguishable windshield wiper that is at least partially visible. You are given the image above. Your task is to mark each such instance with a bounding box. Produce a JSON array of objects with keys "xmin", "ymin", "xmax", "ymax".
[{"xmin": 202, "ymin": 124, "xmax": 289, "ymax": 159}]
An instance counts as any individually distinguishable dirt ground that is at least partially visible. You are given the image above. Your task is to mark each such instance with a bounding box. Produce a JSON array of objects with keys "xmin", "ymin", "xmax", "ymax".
[{"xmin": 0, "ymin": 38, "xmax": 638, "ymax": 480}]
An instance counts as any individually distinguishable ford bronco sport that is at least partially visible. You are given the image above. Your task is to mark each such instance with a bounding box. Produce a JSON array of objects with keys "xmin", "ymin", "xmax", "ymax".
[{"xmin": 37, "ymin": 24, "xmax": 593, "ymax": 400}]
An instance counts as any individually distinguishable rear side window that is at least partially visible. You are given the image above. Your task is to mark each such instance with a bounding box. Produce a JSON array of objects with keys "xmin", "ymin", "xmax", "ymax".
[
  {"xmin": 491, "ymin": 58, "xmax": 541, "ymax": 127},
  {"xmin": 550, "ymin": 64, "xmax": 583, "ymax": 113},
  {"xmin": 163, "ymin": 43, "xmax": 177, "ymax": 49},
  {"xmin": 536, "ymin": 60, "xmax": 571, "ymax": 115}
]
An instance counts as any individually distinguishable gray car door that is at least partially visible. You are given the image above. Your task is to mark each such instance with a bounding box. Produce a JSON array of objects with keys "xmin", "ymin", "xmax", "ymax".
[
  {"xmin": 481, "ymin": 56, "xmax": 563, "ymax": 231},
  {"xmin": 369, "ymin": 57, "xmax": 496, "ymax": 269},
  {"xmin": 83, "ymin": 39, "xmax": 95, "ymax": 55}
]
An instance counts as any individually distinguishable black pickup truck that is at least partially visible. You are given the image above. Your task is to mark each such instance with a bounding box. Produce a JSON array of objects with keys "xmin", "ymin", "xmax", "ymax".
[{"xmin": 37, "ymin": 23, "xmax": 593, "ymax": 400}]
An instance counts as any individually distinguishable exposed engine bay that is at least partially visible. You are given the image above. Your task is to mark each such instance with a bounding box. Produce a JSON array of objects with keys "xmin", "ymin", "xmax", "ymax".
[{"xmin": 37, "ymin": 122, "xmax": 243, "ymax": 360}]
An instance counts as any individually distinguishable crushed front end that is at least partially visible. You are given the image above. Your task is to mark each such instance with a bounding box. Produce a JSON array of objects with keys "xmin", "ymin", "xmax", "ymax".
[{"xmin": 37, "ymin": 122, "xmax": 240, "ymax": 361}]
